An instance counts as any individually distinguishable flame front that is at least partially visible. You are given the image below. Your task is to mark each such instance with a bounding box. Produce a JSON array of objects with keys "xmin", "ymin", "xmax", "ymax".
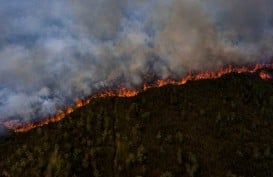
[{"xmin": 2, "ymin": 63, "xmax": 273, "ymax": 133}]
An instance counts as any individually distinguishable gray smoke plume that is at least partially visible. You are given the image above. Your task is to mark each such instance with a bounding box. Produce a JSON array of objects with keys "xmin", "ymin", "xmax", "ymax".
[{"xmin": 0, "ymin": 0, "xmax": 272, "ymax": 122}]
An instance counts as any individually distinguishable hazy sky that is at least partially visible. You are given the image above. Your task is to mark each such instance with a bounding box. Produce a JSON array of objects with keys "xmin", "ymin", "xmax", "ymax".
[{"xmin": 0, "ymin": 0, "xmax": 272, "ymax": 123}]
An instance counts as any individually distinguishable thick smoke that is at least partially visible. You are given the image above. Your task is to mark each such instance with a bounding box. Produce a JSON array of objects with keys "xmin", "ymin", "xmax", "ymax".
[{"xmin": 0, "ymin": 0, "xmax": 272, "ymax": 122}]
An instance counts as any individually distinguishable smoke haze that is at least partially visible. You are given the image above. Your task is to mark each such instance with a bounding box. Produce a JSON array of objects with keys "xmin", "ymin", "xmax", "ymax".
[{"xmin": 0, "ymin": 0, "xmax": 272, "ymax": 122}]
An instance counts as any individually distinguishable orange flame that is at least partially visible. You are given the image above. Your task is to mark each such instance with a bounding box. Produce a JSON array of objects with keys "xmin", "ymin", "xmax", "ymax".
[
  {"xmin": 2, "ymin": 63, "xmax": 273, "ymax": 133},
  {"xmin": 259, "ymin": 71, "xmax": 272, "ymax": 80}
]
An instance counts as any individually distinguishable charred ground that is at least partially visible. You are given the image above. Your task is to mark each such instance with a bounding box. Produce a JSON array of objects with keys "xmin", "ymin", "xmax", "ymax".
[{"xmin": 0, "ymin": 71, "xmax": 273, "ymax": 177}]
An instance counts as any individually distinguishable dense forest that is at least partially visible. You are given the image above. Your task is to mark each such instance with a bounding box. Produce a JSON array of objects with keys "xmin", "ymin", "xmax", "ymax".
[{"xmin": 0, "ymin": 71, "xmax": 273, "ymax": 177}]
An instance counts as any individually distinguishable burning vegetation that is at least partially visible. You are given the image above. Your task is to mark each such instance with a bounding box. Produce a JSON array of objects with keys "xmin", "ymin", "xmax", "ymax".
[
  {"xmin": 0, "ymin": 70, "xmax": 273, "ymax": 177},
  {"xmin": 1, "ymin": 0, "xmax": 273, "ymax": 130},
  {"xmin": 1, "ymin": 1, "xmax": 273, "ymax": 176},
  {"xmin": 2, "ymin": 63, "xmax": 273, "ymax": 133}
]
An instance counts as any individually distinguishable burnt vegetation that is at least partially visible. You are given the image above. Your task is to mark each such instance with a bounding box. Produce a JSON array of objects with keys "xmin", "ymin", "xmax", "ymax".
[{"xmin": 0, "ymin": 72, "xmax": 273, "ymax": 177}]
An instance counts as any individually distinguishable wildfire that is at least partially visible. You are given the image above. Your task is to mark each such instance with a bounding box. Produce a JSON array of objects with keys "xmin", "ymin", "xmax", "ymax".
[
  {"xmin": 2, "ymin": 63, "xmax": 273, "ymax": 133},
  {"xmin": 259, "ymin": 71, "xmax": 272, "ymax": 80}
]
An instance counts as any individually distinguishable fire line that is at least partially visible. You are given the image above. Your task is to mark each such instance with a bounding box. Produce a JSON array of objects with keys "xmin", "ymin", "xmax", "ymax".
[{"xmin": 2, "ymin": 63, "xmax": 273, "ymax": 133}]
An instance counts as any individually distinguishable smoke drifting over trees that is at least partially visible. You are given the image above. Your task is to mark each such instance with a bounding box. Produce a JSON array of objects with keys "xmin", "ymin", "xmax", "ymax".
[{"xmin": 0, "ymin": 0, "xmax": 272, "ymax": 122}]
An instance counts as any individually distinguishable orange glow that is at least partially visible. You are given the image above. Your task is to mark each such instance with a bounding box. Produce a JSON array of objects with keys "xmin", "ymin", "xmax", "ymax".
[
  {"xmin": 66, "ymin": 107, "xmax": 74, "ymax": 114},
  {"xmin": 2, "ymin": 63, "xmax": 273, "ymax": 133},
  {"xmin": 259, "ymin": 71, "xmax": 272, "ymax": 80},
  {"xmin": 75, "ymin": 98, "xmax": 84, "ymax": 108}
]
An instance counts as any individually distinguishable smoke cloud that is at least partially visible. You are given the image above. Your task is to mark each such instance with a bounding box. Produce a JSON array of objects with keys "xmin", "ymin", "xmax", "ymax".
[{"xmin": 0, "ymin": 0, "xmax": 272, "ymax": 122}]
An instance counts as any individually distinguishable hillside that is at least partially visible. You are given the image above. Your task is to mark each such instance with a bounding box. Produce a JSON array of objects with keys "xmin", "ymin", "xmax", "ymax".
[{"xmin": 0, "ymin": 72, "xmax": 273, "ymax": 177}]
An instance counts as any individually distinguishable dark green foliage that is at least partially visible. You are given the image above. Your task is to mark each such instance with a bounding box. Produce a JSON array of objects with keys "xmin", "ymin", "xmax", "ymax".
[{"xmin": 0, "ymin": 73, "xmax": 273, "ymax": 177}]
